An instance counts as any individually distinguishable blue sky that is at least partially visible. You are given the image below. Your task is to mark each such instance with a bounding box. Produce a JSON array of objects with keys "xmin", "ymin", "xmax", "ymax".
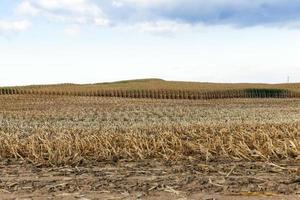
[{"xmin": 0, "ymin": 0, "xmax": 300, "ymax": 86}]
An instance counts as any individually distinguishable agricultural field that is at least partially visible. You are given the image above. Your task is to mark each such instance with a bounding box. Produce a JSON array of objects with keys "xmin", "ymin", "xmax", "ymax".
[{"xmin": 0, "ymin": 80, "xmax": 300, "ymax": 199}]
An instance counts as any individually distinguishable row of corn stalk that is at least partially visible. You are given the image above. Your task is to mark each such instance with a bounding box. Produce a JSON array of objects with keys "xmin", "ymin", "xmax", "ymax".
[{"xmin": 0, "ymin": 88, "xmax": 299, "ymax": 99}]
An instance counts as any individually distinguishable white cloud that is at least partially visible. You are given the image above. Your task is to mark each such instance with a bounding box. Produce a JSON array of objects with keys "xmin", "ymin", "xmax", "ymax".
[
  {"xmin": 113, "ymin": 0, "xmax": 300, "ymax": 27},
  {"xmin": 112, "ymin": 1, "xmax": 124, "ymax": 7},
  {"xmin": 94, "ymin": 18, "xmax": 110, "ymax": 26},
  {"xmin": 136, "ymin": 20, "xmax": 191, "ymax": 34},
  {"xmin": 64, "ymin": 24, "xmax": 80, "ymax": 35},
  {"xmin": 14, "ymin": 0, "xmax": 300, "ymax": 34},
  {"xmin": 36, "ymin": 0, "xmax": 101, "ymax": 15},
  {"xmin": 16, "ymin": 1, "xmax": 40, "ymax": 16},
  {"xmin": 17, "ymin": 0, "xmax": 109, "ymax": 26},
  {"xmin": 0, "ymin": 20, "xmax": 31, "ymax": 34},
  {"xmin": 114, "ymin": 0, "xmax": 171, "ymax": 7}
]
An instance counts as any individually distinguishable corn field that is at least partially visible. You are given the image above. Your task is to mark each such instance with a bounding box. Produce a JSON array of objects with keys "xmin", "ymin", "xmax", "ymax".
[
  {"xmin": 0, "ymin": 87, "xmax": 299, "ymax": 99},
  {"xmin": 1, "ymin": 79, "xmax": 300, "ymax": 99}
]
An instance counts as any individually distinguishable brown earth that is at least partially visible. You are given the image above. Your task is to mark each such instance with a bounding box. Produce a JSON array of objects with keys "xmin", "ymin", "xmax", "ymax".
[{"xmin": 1, "ymin": 159, "xmax": 300, "ymax": 200}]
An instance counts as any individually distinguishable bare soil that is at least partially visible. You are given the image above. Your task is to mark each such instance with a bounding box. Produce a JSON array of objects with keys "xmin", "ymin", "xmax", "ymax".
[{"xmin": 1, "ymin": 159, "xmax": 300, "ymax": 199}]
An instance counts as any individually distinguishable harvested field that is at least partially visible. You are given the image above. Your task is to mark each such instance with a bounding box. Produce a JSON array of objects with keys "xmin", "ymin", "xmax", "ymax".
[{"xmin": 0, "ymin": 95, "xmax": 300, "ymax": 199}]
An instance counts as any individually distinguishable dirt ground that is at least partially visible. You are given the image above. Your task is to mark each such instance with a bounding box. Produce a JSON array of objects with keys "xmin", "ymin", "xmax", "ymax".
[{"xmin": 1, "ymin": 159, "xmax": 300, "ymax": 200}]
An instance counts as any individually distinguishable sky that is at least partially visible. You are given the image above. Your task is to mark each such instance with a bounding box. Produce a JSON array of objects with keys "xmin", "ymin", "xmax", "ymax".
[{"xmin": 0, "ymin": 0, "xmax": 300, "ymax": 86}]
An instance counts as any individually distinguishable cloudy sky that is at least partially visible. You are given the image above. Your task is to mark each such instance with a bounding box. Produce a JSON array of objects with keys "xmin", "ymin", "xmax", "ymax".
[{"xmin": 0, "ymin": 0, "xmax": 300, "ymax": 86}]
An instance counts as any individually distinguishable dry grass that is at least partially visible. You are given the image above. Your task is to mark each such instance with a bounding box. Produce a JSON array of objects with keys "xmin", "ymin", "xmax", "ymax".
[{"xmin": 0, "ymin": 95, "xmax": 299, "ymax": 166}]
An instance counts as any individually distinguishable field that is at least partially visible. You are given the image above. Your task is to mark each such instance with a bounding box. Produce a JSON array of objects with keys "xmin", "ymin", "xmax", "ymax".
[{"xmin": 0, "ymin": 80, "xmax": 300, "ymax": 199}]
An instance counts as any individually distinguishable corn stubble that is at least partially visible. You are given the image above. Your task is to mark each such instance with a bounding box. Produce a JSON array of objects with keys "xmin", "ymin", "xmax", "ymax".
[
  {"xmin": 0, "ymin": 95, "xmax": 299, "ymax": 166},
  {"xmin": 1, "ymin": 123, "xmax": 300, "ymax": 166}
]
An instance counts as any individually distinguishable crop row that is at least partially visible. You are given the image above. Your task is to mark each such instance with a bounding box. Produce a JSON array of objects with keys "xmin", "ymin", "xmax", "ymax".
[{"xmin": 0, "ymin": 88, "xmax": 299, "ymax": 99}]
